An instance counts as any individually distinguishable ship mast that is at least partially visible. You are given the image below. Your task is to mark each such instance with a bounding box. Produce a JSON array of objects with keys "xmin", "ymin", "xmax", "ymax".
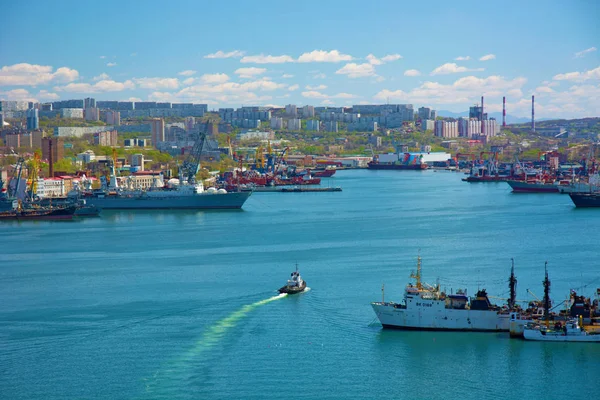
[
  {"xmin": 543, "ymin": 261, "xmax": 551, "ymax": 328},
  {"xmin": 508, "ymin": 258, "xmax": 517, "ymax": 309},
  {"xmin": 410, "ymin": 254, "xmax": 423, "ymax": 290}
]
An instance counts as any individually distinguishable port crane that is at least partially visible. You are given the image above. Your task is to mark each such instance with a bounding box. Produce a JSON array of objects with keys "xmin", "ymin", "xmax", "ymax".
[{"xmin": 179, "ymin": 131, "xmax": 207, "ymax": 184}]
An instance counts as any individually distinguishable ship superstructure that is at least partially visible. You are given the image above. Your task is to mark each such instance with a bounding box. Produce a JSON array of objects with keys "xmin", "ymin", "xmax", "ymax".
[{"xmin": 371, "ymin": 255, "xmax": 510, "ymax": 331}]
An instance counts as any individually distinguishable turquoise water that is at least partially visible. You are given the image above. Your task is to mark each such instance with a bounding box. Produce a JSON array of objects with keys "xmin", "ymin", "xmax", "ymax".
[{"xmin": 1, "ymin": 169, "xmax": 599, "ymax": 399}]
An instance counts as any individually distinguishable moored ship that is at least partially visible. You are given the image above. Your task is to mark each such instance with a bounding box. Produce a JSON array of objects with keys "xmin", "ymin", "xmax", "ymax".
[
  {"xmin": 568, "ymin": 192, "xmax": 600, "ymax": 207},
  {"xmin": 371, "ymin": 255, "xmax": 510, "ymax": 332},
  {"xmin": 506, "ymin": 180, "xmax": 561, "ymax": 193}
]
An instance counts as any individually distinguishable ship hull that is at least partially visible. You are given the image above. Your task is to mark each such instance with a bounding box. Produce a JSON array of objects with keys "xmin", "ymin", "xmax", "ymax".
[
  {"xmin": 507, "ymin": 180, "xmax": 559, "ymax": 193},
  {"xmin": 371, "ymin": 302, "xmax": 510, "ymax": 331},
  {"xmin": 367, "ymin": 162, "xmax": 428, "ymax": 170},
  {"xmin": 523, "ymin": 328, "xmax": 600, "ymax": 342},
  {"xmin": 569, "ymin": 193, "xmax": 600, "ymax": 207},
  {"xmin": 82, "ymin": 191, "xmax": 252, "ymax": 210}
]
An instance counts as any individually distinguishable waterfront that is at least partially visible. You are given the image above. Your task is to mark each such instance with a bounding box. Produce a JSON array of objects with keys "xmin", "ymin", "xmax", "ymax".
[{"xmin": 1, "ymin": 169, "xmax": 599, "ymax": 400}]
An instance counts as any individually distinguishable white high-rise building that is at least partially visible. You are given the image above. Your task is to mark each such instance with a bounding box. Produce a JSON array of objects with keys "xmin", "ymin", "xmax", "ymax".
[
  {"xmin": 285, "ymin": 104, "xmax": 297, "ymax": 116},
  {"xmin": 301, "ymin": 105, "xmax": 315, "ymax": 118},
  {"xmin": 270, "ymin": 117, "xmax": 284, "ymax": 130},
  {"xmin": 84, "ymin": 107, "xmax": 99, "ymax": 121},
  {"xmin": 106, "ymin": 111, "xmax": 121, "ymax": 126},
  {"xmin": 287, "ymin": 118, "xmax": 302, "ymax": 131},
  {"xmin": 434, "ymin": 120, "xmax": 459, "ymax": 138}
]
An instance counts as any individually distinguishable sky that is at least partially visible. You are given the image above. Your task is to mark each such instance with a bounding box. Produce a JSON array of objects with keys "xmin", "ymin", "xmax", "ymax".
[{"xmin": 0, "ymin": 0, "xmax": 598, "ymax": 119}]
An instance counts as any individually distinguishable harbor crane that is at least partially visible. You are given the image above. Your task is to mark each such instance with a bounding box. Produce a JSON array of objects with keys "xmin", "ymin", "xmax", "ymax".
[{"xmin": 179, "ymin": 131, "xmax": 207, "ymax": 184}]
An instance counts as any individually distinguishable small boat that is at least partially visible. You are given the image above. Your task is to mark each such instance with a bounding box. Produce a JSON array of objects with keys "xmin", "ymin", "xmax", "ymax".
[
  {"xmin": 278, "ymin": 265, "xmax": 307, "ymax": 294},
  {"xmin": 0, "ymin": 204, "xmax": 78, "ymax": 221},
  {"xmin": 523, "ymin": 317, "xmax": 600, "ymax": 342}
]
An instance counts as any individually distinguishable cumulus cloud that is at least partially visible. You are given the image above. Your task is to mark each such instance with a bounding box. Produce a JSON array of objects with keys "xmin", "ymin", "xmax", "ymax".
[
  {"xmin": 200, "ymin": 73, "xmax": 230, "ymax": 84},
  {"xmin": 133, "ymin": 77, "xmax": 179, "ymax": 89},
  {"xmin": 306, "ymin": 84, "xmax": 327, "ymax": 90},
  {"xmin": 312, "ymin": 72, "xmax": 326, "ymax": 79},
  {"xmin": 404, "ymin": 69, "xmax": 421, "ymax": 77},
  {"xmin": 301, "ymin": 91, "xmax": 357, "ymax": 99},
  {"xmin": 106, "ymin": 62, "xmax": 117, "ymax": 67},
  {"xmin": 240, "ymin": 54, "xmax": 294, "ymax": 64},
  {"xmin": 178, "ymin": 70, "xmax": 197, "ymax": 76},
  {"xmin": 335, "ymin": 63, "xmax": 377, "ymax": 78},
  {"xmin": 479, "ymin": 54, "xmax": 496, "ymax": 61},
  {"xmin": 381, "ymin": 54, "xmax": 402, "ymax": 62},
  {"xmin": 552, "ymin": 66, "xmax": 600, "ymax": 82},
  {"xmin": 430, "ymin": 63, "xmax": 484, "ymax": 75},
  {"xmin": 575, "ymin": 47, "xmax": 597, "ymax": 58},
  {"xmin": 455, "ymin": 56, "xmax": 471, "ymax": 61},
  {"xmin": 55, "ymin": 79, "xmax": 135, "ymax": 93},
  {"xmin": 366, "ymin": 54, "xmax": 401, "ymax": 65},
  {"xmin": 182, "ymin": 78, "xmax": 195, "ymax": 85},
  {"xmin": 235, "ymin": 67, "xmax": 267, "ymax": 78},
  {"xmin": 366, "ymin": 54, "xmax": 383, "ymax": 65},
  {"xmin": 93, "ymin": 73, "xmax": 110, "ymax": 81},
  {"xmin": 297, "ymin": 50, "xmax": 353, "ymax": 63},
  {"xmin": 282, "ymin": 74, "xmax": 294, "ymax": 78},
  {"xmin": 288, "ymin": 84, "xmax": 299, "ymax": 91},
  {"xmin": 0, "ymin": 63, "xmax": 79, "ymax": 86},
  {"xmin": 204, "ymin": 50, "xmax": 245, "ymax": 59}
]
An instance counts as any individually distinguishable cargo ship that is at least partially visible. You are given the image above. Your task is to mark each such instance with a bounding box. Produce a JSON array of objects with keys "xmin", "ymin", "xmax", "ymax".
[
  {"xmin": 568, "ymin": 192, "xmax": 600, "ymax": 207},
  {"xmin": 371, "ymin": 255, "xmax": 510, "ymax": 332},
  {"xmin": 368, "ymin": 151, "xmax": 451, "ymax": 170},
  {"xmin": 506, "ymin": 180, "xmax": 561, "ymax": 193}
]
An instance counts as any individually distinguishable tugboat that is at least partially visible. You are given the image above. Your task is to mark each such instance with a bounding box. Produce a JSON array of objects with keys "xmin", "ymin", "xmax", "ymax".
[{"xmin": 278, "ymin": 265, "xmax": 307, "ymax": 294}]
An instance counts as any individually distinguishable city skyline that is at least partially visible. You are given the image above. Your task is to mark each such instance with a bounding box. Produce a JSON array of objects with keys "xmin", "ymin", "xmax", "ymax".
[{"xmin": 0, "ymin": 0, "xmax": 598, "ymax": 119}]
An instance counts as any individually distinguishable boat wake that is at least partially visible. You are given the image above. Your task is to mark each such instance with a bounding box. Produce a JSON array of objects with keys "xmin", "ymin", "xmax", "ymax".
[{"xmin": 145, "ymin": 293, "xmax": 287, "ymax": 395}]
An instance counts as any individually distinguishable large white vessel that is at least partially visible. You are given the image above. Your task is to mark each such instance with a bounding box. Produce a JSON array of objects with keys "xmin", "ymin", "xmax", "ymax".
[{"xmin": 371, "ymin": 256, "xmax": 510, "ymax": 332}]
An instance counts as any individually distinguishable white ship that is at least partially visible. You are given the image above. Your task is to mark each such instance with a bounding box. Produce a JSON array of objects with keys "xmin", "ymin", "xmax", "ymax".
[
  {"xmin": 371, "ymin": 255, "xmax": 510, "ymax": 332},
  {"xmin": 523, "ymin": 317, "xmax": 600, "ymax": 342}
]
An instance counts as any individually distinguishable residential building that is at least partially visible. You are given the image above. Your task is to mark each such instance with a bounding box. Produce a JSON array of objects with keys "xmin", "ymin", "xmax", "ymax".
[
  {"xmin": 368, "ymin": 135, "xmax": 382, "ymax": 147},
  {"xmin": 324, "ymin": 121, "xmax": 338, "ymax": 132},
  {"xmin": 42, "ymin": 137, "xmax": 64, "ymax": 162},
  {"xmin": 26, "ymin": 108, "xmax": 39, "ymax": 130},
  {"xmin": 287, "ymin": 118, "xmax": 302, "ymax": 131},
  {"xmin": 131, "ymin": 154, "xmax": 145, "ymax": 171},
  {"xmin": 105, "ymin": 111, "xmax": 121, "ymax": 126},
  {"xmin": 421, "ymin": 119, "xmax": 435, "ymax": 131},
  {"xmin": 54, "ymin": 126, "xmax": 114, "ymax": 138},
  {"xmin": 305, "ymin": 120, "xmax": 320, "ymax": 131},
  {"xmin": 469, "ymin": 105, "xmax": 488, "ymax": 120},
  {"xmin": 77, "ymin": 150, "xmax": 96, "ymax": 164},
  {"xmin": 150, "ymin": 118, "xmax": 165, "ymax": 145},
  {"xmin": 237, "ymin": 130, "xmax": 275, "ymax": 140},
  {"xmin": 185, "ymin": 117, "xmax": 195, "ymax": 132},
  {"xmin": 285, "ymin": 104, "xmax": 297, "ymax": 116},
  {"xmin": 94, "ymin": 130, "xmax": 118, "ymax": 146},
  {"xmin": 0, "ymin": 113, "xmax": 4, "ymax": 129},
  {"xmin": 61, "ymin": 108, "xmax": 84, "ymax": 119},
  {"xmin": 52, "ymin": 99, "xmax": 84, "ymax": 109},
  {"xmin": 458, "ymin": 118, "xmax": 481, "ymax": 137},
  {"xmin": 482, "ymin": 119, "xmax": 499, "ymax": 137},
  {"xmin": 84, "ymin": 107, "xmax": 99, "ymax": 121},
  {"xmin": 301, "ymin": 105, "xmax": 315, "ymax": 118},
  {"xmin": 418, "ymin": 107, "xmax": 437, "ymax": 121},
  {"xmin": 1, "ymin": 100, "xmax": 29, "ymax": 111},
  {"xmin": 41, "ymin": 103, "xmax": 53, "ymax": 111},
  {"xmin": 270, "ymin": 117, "xmax": 284, "ymax": 130},
  {"xmin": 348, "ymin": 120, "xmax": 378, "ymax": 132},
  {"xmin": 135, "ymin": 101, "xmax": 157, "ymax": 110},
  {"xmin": 84, "ymin": 98, "xmax": 96, "ymax": 109},
  {"xmin": 434, "ymin": 120, "xmax": 459, "ymax": 138}
]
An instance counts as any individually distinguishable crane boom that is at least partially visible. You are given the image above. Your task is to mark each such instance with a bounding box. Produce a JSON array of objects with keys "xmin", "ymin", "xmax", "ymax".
[{"xmin": 179, "ymin": 131, "xmax": 207, "ymax": 184}]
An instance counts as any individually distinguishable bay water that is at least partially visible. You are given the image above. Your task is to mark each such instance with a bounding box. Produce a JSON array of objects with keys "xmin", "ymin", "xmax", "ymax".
[{"xmin": 1, "ymin": 169, "xmax": 599, "ymax": 399}]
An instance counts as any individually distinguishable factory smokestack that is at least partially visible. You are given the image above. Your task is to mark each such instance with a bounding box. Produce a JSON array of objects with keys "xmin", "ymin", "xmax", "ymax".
[
  {"xmin": 531, "ymin": 95, "xmax": 535, "ymax": 132},
  {"xmin": 481, "ymin": 96, "xmax": 485, "ymax": 135},
  {"xmin": 502, "ymin": 96, "xmax": 506, "ymax": 127}
]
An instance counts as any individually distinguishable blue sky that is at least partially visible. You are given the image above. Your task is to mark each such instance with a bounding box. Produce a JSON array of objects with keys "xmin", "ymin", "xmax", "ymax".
[{"xmin": 0, "ymin": 0, "xmax": 598, "ymax": 118}]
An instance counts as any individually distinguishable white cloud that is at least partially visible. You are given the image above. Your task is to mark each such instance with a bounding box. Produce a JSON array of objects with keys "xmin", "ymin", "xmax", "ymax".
[
  {"xmin": 336, "ymin": 63, "xmax": 377, "ymax": 78},
  {"xmin": 575, "ymin": 47, "xmax": 597, "ymax": 58},
  {"xmin": 200, "ymin": 73, "xmax": 230, "ymax": 84},
  {"xmin": 0, "ymin": 88, "xmax": 37, "ymax": 102},
  {"xmin": 306, "ymin": 84, "xmax": 327, "ymax": 90},
  {"xmin": 182, "ymin": 78, "xmax": 195, "ymax": 85},
  {"xmin": 204, "ymin": 50, "xmax": 245, "ymax": 59},
  {"xmin": 235, "ymin": 67, "xmax": 267, "ymax": 78},
  {"xmin": 321, "ymin": 99, "xmax": 334, "ymax": 105},
  {"xmin": 93, "ymin": 73, "xmax": 110, "ymax": 81},
  {"xmin": 312, "ymin": 72, "xmax": 326, "ymax": 79},
  {"xmin": 288, "ymin": 84, "xmax": 299, "ymax": 91},
  {"xmin": 430, "ymin": 63, "xmax": 484, "ymax": 75},
  {"xmin": 55, "ymin": 79, "xmax": 135, "ymax": 93},
  {"xmin": 178, "ymin": 70, "xmax": 197, "ymax": 76},
  {"xmin": 133, "ymin": 77, "xmax": 179, "ymax": 89},
  {"xmin": 455, "ymin": 56, "xmax": 471, "ymax": 61},
  {"xmin": 374, "ymin": 75, "xmax": 527, "ymax": 106},
  {"xmin": 552, "ymin": 66, "xmax": 600, "ymax": 82},
  {"xmin": 366, "ymin": 54, "xmax": 383, "ymax": 65},
  {"xmin": 301, "ymin": 91, "xmax": 357, "ymax": 99},
  {"xmin": 128, "ymin": 97, "xmax": 142, "ymax": 102},
  {"xmin": 535, "ymin": 86, "xmax": 555, "ymax": 93},
  {"xmin": 37, "ymin": 90, "xmax": 59, "ymax": 100},
  {"xmin": 297, "ymin": 50, "xmax": 353, "ymax": 63},
  {"xmin": 0, "ymin": 63, "xmax": 79, "ymax": 86},
  {"xmin": 404, "ymin": 69, "xmax": 421, "ymax": 77},
  {"xmin": 99, "ymin": 56, "xmax": 106, "ymax": 59},
  {"xmin": 479, "ymin": 54, "xmax": 496, "ymax": 61},
  {"xmin": 240, "ymin": 54, "xmax": 294, "ymax": 64},
  {"xmin": 381, "ymin": 54, "xmax": 402, "ymax": 62},
  {"xmin": 282, "ymin": 74, "xmax": 294, "ymax": 78},
  {"xmin": 106, "ymin": 62, "xmax": 117, "ymax": 67}
]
